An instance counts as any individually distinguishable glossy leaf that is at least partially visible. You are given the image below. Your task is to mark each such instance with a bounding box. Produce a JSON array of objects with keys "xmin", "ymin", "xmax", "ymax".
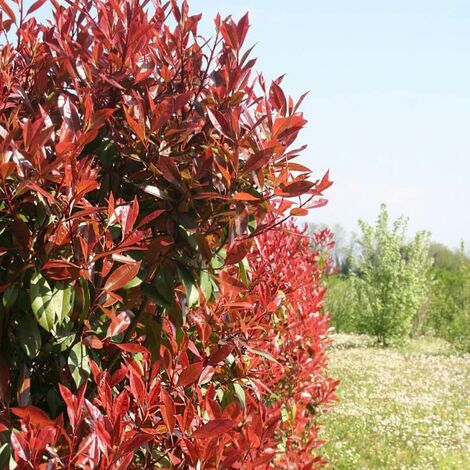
[
  {"xmin": 30, "ymin": 271, "xmax": 57, "ymax": 332},
  {"xmin": 177, "ymin": 362, "xmax": 203, "ymax": 388},
  {"xmin": 192, "ymin": 419, "xmax": 236, "ymax": 438},
  {"xmin": 104, "ymin": 262, "xmax": 141, "ymax": 293},
  {"xmin": 16, "ymin": 313, "xmax": 41, "ymax": 360},
  {"xmin": 68, "ymin": 342, "xmax": 90, "ymax": 388}
]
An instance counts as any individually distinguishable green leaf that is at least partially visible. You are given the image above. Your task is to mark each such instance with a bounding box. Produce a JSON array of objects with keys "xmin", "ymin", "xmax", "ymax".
[
  {"xmin": 2, "ymin": 284, "xmax": 18, "ymax": 310},
  {"xmin": 52, "ymin": 281, "xmax": 74, "ymax": 324},
  {"xmin": 238, "ymin": 259, "xmax": 249, "ymax": 286},
  {"xmin": 176, "ymin": 326, "xmax": 184, "ymax": 346},
  {"xmin": 78, "ymin": 278, "xmax": 91, "ymax": 322},
  {"xmin": 96, "ymin": 138, "xmax": 117, "ymax": 170},
  {"xmin": 52, "ymin": 323, "xmax": 75, "ymax": 352},
  {"xmin": 30, "ymin": 271, "xmax": 57, "ymax": 332},
  {"xmin": 68, "ymin": 342, "xmax": 90, "ymax": 388},
  {"xmin": 200, "ymin": 270, "xmax": 212, "ymax": 301},
  {"xmin": 211, "ymin": 249, "xmax": 226, "ymax": 270},
  {"xmin": 233, "ymin": 382, "xmax": 246, "ymax": 411},
  {"xmin": 143, "ymin": 315, "xmax": 162, "ymax": 362},
  {"xmin": 16, "ymin": 312, "xmax": 41, "ymax": 360},
  {"xmin": 177, "ymin": 266, "xmax": 199, "ymax": 308},
  {"xmin": 155, "ymin": 268, "xmax": 174, "ymax": 305},
  {"xmin": 167, "ymin": 302, "xmax": 185, "ymax": 327},
  {"xmin": 122, "ymin": 273, "xmax": 143, "ymax": 289},
  {"xmin": 0, "ymin": 442, "xmax": 10, "ymax": 470},
  {"xmin": 142, "ymin": 283, "xmax": 172, "ymax": 308}
]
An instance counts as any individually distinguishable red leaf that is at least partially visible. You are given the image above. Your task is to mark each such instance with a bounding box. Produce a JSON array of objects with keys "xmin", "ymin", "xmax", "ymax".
[
  {"xmin": 89, "ymin": 108, "xmax": 114, "ymax": 130},
  {"xmin": 136, "ymin": 209, "xmax": 165, "ymax": 229},
  {"xmin": 236, "ymin": 13, "xmax": 250, "ymax": 49},
  {"xmin": 220, "ymin": 19, "xmax": 238, "ymax": 50},
  {"xmin": 151, "ymin": 98, "xmax": 173, "ymax": 132},
  {"xmin": 313, "ymin": 170, "xmax": 333, "ymax": 194},
  {"xmin": 207, "ymin": 108, "xmax": 232, "ymax": 139},
  {"xmin": 11, "ymin": 406, "xmax": 53, "ymax": 427},
  {"xmin": 269, "ymin": 80, "xmax": 287, "ymax": 114},
  {"xmin": 220, "ymin": 272, "xmax": 246, "ymax": 294},
  {"xmin": 12, "ymin": 219, "xmax": 31, "ymax": 250},
  {"xmin": 16, "ymin": 364, "xmax": 31, "ymax": 407},
  {"xmin": 0, "ymin": 0, "xmax": 16, "ymax": 22},
  {"xmin": 10, "ymin": 433, "xmax": 28, "ymax": 462},
  {"xmin": 243, "ymin": 147, "xmax": 275, "ymax": 174},
  {"xmin": 104, "ymin": 262, "xmax": 141, "ymax": 292},
  {"xmin": 115, "ymin": 342, "xmax": 148, "ymax": 353},
  {"xmin": 120, "ymin": 433, "xmax": 153, "ymax": 456},
  {"xmin": 177, "ymin": 362, "xmax": 203, "ymax": 388},
  {"xmin": 83, "ymin": 335, "xmax": 103, "ymax": 349},
  {"xmin": 158, "ymin": 156, "xmax": 180, "ymax": 185},
  {"xmin": 192, "ymin": 419, "xmax": 236, "ymax": 438},
  {"xmin": 26, "ymin": 0, "xmax": 47, "ymax": 16},
  {"xmin": 197, "ymin": 366, "xmax": 215, "ymax": 386},
  {"xmin": 225, "ymin": 240, "xmax": 250, "ymax": 266},
  {"xmin": 42, "ymin": 260, "xmax": 80, "ymax": 280},
  {"xmin": 58, "ymin": 384, "xmax": 74, "ymax": 411},
  {"xmin": 59, "ymin": 94, "xmax": 80, "ymax": 133},
  {"xmin": 106, "ymin": 311, "xmax": 132, "ymax": 338},
  {"xmin": 275, "ymin": 180, "xmax": 315, "ymax": 197},
  {"xmin": 208, "ymin": 344, "xmax": 234, "ymax": 366},
  {"xmin": 0, "ymin": 162, "xmax": 15, "ymax": 180},
  {"xmin": 75, "ymin": 179, "xmax": 100, "ymax": 199},
  {"xmin": 304, "ymin": 197, "xmax": 328, "ymax": 209},
  {"xmin": 272, "ymin": 115, "xmax": 306, "ymax": 139},
  {"xmin": 161, "ymin": 388, "xmax": 176, "ymax": 433},
  {"xmin": 232, "ymin": 192, "xmax": 260, "ymax": 202},
  {"xmin": 124, "ymin": 109, "xmax": 146, "ymax": 142},
  {"xmin": 289, "ymin": 207, "xmax": 308, "ymax": 217},
  {"xmin": 21, "ymin": 181, "xmax": 56, "ymax": 204}
]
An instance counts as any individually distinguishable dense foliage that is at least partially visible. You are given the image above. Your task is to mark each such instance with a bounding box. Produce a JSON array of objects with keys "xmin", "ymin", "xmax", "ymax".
[{"xmin": 0, "ymin": 0, "xmax": 336, "ymax": 467}]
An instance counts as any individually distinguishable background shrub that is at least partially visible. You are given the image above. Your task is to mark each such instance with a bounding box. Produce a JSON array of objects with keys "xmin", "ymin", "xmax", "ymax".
[{"xmin": 325, "ymin": 204, "xmax": 432, "ymax": 345}]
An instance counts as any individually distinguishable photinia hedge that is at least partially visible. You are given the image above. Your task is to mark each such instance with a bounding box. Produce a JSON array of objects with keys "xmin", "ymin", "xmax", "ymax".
[{"xmin": 0, "ymin": 0, "xmax": 336, "ymax": 468}]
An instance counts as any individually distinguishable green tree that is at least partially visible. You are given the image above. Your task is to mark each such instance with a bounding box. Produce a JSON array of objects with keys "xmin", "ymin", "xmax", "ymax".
[{"xmin": 353, "ymin": 204, "xmax": 432, "ymax": 345}]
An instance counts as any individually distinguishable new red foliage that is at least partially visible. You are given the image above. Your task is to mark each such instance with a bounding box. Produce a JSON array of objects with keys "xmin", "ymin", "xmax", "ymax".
[{"xmin": 0, "ymin": 0, "xmax": 336, "ymax": 467}]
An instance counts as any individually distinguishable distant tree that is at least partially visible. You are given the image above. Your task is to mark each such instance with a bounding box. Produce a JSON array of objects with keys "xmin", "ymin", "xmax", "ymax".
[{"xmin": 352, "ymin": 204, "xmax": 432, "ymax": 345}]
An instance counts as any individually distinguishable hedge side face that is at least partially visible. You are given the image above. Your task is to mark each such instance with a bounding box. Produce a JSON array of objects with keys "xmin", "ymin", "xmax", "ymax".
[{"xmin": 0, "ymin": 1, "xmax": 335, "ymax": 467}]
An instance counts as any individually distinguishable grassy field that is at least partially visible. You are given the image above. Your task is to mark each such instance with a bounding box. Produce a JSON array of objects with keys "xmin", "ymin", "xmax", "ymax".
[{"xmin": 318, "ymin": 334, "xmax": 470, "ymax": 469}]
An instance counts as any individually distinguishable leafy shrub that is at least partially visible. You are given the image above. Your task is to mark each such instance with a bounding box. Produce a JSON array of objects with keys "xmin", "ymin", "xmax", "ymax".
[
  {"xmin": 0, "ymin": 0, "xmax": 335, "ymax": 467},
  {"xmin": 351, "ymin": 204, "xmax": 432, "ymax": 345}
]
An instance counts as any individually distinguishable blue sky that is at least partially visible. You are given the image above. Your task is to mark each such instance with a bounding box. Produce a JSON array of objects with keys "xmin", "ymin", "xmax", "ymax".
[
  {"xmin": 190, "ymin": 0, "xmax": 470, "ymax": 248},
  {"xmin": 25, "ymin": 1, "xmax": 470, "ymax": 248}
]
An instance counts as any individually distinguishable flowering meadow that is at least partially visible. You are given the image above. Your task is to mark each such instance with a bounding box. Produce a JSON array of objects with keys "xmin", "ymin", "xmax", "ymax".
[{"xmin": 319, "ymin": 334, "xmax": 470, "ymax": 469}]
